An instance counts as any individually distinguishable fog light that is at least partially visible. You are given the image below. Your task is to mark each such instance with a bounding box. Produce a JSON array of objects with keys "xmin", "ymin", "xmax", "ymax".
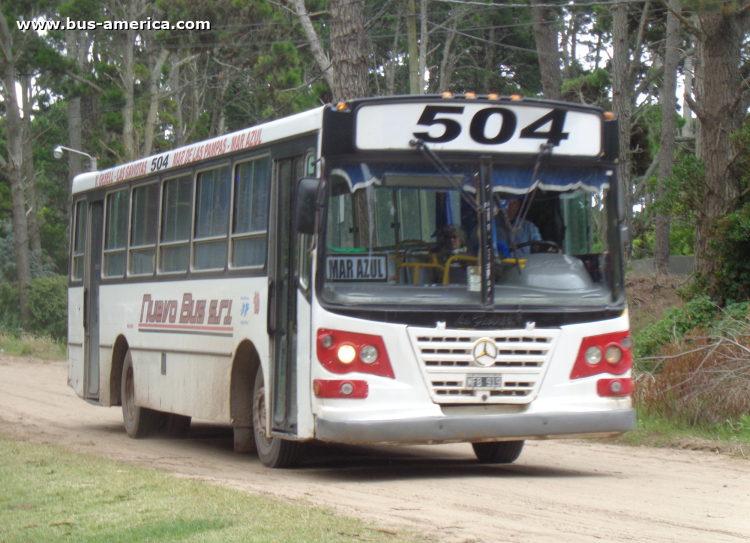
[
  {"xmin": 605, "ymin": 345, "xmax": 623, "ymax": 364},
  {"xmin": 621, "ymin": 336, "xmax": 634, "ymax": 350},
  {"xmin": 360, "ymin": 345, "xmax": 378, "ymax": 364},
  {"xmin": 340, "ymin": 382, "xmax": 354, "ymax": 395},
  {"xmin": 321, "ymin": 334, "xmax": 334, "ymax": 348},
  {"xmin": 337, "ymin": 344, "xmax": 356, "ymax": 364},
  {"xmin": 585, "ymin": 346, "xmax": 602, "ymax": 364},
  {"xmin": 610, "ymin": 380, "xmax": 623, "ymax": 394}
]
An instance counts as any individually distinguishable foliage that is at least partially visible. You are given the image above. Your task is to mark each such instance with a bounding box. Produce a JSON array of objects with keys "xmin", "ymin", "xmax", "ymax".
[
  {"xmin": 634, "ymin": 299, "xmax": 750, "ymax": 429},
  {"xmin": 0, "ymin": 282, "xmax": 21, "ymax": 333},
  {"xmin": 633, "ymin": 295, "xmax": 717, "ymax": 360},
  {"xmin": 25, "ymin": 275, "xmax": 68, "ymax": 341}
]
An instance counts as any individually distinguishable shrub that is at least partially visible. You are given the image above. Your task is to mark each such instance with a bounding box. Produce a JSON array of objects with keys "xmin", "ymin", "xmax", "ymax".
[
  {"xmin": 0, "ymin": 281, "xmax": 20, "ymax": 333},
  {"xmin": 26, "ymin": 274, "xmax": 67, "ymax": 341},
  {"xmin": 633, "ymin": 296, "xmax": 717, "ymax": 360}
]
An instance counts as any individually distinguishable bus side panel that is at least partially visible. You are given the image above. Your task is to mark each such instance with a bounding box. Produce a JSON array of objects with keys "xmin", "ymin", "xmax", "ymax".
[
  {"xmin": 296, "ymin": 291, "xmax": 314, "ymax": 438},
  {"xmin": 67, "ymin": 287, "xmax": 85, "ymax": 398},
  {"xmin": 96, "ymin": 278, "xmax": 270, "ymax": 424}
]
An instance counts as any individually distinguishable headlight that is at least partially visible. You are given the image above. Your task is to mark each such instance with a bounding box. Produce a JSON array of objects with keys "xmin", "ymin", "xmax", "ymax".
[
  {"xmin": 337, "ymin": 345, "xmax": 356, "ymax": 364},
  {"xmin": 605, "ymin": 345, "xmax": 623, "ymax": 364},
  {"xmin": 585, "ymin": 346, "xmax": 602, "ymax": 364},
  {"xmin": 360, "ymin": 345, "xmax": 378, "ymax": 364}
]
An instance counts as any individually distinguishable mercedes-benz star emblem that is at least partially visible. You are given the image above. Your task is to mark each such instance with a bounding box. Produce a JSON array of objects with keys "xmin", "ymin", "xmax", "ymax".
[{"xmin": 472, "ymin": 339, "xmax": 498, "ymax": 367}]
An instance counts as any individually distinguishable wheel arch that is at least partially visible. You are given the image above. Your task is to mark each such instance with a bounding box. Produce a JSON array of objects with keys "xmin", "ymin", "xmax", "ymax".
[
  {"xmin": 109, "ymin": 335, "xmax": 129, "ymax": 406},
  {"xmin": 230, "ymin": 339, "xmax": 262, "ymax": 427}
]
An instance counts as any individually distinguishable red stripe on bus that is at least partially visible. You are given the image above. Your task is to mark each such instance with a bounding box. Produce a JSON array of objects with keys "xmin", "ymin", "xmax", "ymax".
[{"xmin": 138, "ymin": 323, "xmax": 234, "ymax": 332}]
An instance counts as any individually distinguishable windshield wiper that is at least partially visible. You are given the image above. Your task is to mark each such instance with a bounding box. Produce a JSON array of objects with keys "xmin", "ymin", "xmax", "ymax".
[
  {"xmin": 496, "ymin": 142, "xmax": 555, "ymax": 275},
  {"xmin": 409, "ymin": 138, "xmax": 479, "ymax": 212}
]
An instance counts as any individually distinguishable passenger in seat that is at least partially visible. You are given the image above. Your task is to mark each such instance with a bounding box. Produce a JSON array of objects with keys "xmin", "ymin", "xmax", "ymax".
[{"xmin": 433, "ymin": 224, "xmax": 468, "ymax": 265}]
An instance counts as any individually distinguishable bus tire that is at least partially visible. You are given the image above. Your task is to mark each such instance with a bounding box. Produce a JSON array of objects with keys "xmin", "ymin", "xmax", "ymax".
[
  {"xmin": 121, "ymin": 350, "xmax": 162, "ymax": 439},
  {"xmin": 164, "ymin": 414, "xmax": 191, "ymax": 437},
  {"xmin": 472, "ymin": 440, "xmax": 524, "ymax": 464},
  {"xmin": 252, "ymin": 366, "xmax": 305, "ymax": 468}
]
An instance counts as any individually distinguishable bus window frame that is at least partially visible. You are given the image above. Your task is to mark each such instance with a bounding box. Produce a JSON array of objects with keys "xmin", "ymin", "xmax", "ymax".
[
  {"xmin": 192, "ymin": 161, "xmax": 232, "ymax": 274},
  {"xmin": 71, "ymin": 198, "xmax": 87, "ymax": 283},
  {"xmin": 127, "ymin": 179, "xmax": 160, "ymax": 278},
  {"xmin": 102, "ymin": 188, "xmax": 130, "ymax": 279},
  {"xmin": 228, "ymin": 153, "xmax": 272, "ymax": 271},
  {"xmin": 158, "ymin": 171, "xmax": 195, "ymax": 276}
]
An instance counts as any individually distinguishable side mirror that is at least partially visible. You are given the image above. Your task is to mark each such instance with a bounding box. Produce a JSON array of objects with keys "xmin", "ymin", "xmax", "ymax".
[{"xmin": 296, "ymin": 177, "xmax": 322, "ymax": 235}]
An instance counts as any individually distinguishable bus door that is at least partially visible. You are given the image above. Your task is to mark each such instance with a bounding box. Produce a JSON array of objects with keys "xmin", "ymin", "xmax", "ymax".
[
  {"xmin": 83, "ymin": 199, "xmax": 103, "ymax": 401},
  {"xmin": 268, "ymin": 153, "xmax": 307, "ymax": 436}
]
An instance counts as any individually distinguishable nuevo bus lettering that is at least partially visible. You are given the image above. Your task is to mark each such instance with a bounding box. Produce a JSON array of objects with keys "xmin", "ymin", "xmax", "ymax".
[{"xmin": 68, "ymin": 95, "xmax": 634, "ymax": 468}]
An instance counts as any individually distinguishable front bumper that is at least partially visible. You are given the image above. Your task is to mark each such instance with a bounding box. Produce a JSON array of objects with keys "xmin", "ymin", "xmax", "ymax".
[{"xmin": 315, "ymin": 408, "xmax": 636, "ymax": 445}]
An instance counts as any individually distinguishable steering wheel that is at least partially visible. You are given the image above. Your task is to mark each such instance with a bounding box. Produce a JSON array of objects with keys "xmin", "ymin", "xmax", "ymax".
[{"xmin": 515, "ymin": 240, "xmax": 561, "ymax": 254}]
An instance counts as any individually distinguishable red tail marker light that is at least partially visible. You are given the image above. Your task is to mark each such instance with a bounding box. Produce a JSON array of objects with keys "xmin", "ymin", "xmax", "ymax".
[
  {"xmin": 570, "ymin": 331, "xmax": 633, "ymax": 379},
  {"xmin": 316, "ymin": 328, "xmax": 395, "ymax": 378},
  {"xmin": 597, "ymin": 378, "xmax": 634, "ymax": 397},
  {"xmin": 313, "ymin": 379, "xmax": 368, "ymax": 399}
]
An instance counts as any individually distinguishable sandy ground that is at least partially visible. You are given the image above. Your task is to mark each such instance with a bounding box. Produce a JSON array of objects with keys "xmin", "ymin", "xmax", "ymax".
[{"xmin": 1, "ymin": 355, "xmax": 749, "ymax": 543}]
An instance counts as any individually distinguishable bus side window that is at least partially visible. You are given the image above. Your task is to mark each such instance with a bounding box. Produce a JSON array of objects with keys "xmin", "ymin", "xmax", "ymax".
[
  {"xmin": 129, "ymin": 183, "xmax": 159, "ymax": 275},
  {"xmin": 194, "ymin": 165, "xmax": 230, "ymax": 271},
  {"xmin": 103, "ymin": 189, "xmax": 129, "ymax": 278},
  {"xmin": 160, "ymin": 175, "xmax": 193, "ymax": 273},
  {"xmin": 71, "ymin": 199, "xmax": 87, "ymax": 281},
  {"xmin": 232, "ymin": 157, "xmax": 270, "ymax": 268}
]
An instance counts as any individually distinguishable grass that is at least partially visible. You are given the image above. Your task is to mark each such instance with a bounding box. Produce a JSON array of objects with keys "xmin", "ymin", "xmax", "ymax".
[
  {"xmin": 0, "ymin": 434, "xmax": 422, "ymax": 543},
  {"xmin": 609, "ymin": 411, "xmax": 750, "ymax": 457},
  {"xmin": 0, "ymin": 333, "xmax": 66, "ymax": 360}
]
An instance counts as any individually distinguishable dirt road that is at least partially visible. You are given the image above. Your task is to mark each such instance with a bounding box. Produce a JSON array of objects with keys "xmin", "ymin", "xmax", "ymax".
[{"xmin": 1, "ymin": 355, "xmax": 748, "ymax": 542}]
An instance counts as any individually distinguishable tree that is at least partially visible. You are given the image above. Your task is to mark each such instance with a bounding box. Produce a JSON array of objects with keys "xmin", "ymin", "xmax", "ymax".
[
  {"xmin": 654, "ymin": 0, "xmax": 681, "ymax": 273},
  {"xmin": 531, "ymin": 0, "xmax": 562, "ymax": 100},
  {"xmin": 677, "ymin": 2, "xmax": 750, "ymax": 282},
  {"xmin": 0, "ymin": 5, "xmax": 33, "ymax": 324}
]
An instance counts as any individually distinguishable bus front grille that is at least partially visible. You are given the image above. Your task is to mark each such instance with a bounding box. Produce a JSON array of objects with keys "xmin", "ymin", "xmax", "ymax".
[{"xmin": 407, "ymin": 327, "xmax": 560, "ymax": 405}]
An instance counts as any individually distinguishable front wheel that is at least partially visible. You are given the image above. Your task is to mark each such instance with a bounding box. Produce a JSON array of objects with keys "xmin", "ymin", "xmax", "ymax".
[
  {"xmin": 472, "ymin": 441, "xmax": 525, "ymax": 464},
  {"xmin": 252, "ymin": 366, "xmax": 305, "ymax": 468},
  {"xmin": 121, "ymin": 350, "xmax": 164, "ymax": 438}
]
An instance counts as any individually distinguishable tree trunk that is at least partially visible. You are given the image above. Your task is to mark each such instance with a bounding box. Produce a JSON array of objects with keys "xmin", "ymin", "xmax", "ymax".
[
  {"xmin": 0, "ymin": 9, "xmax": 32, "ymax": 325},
  {"xmin": 530, "ymin": 0, "xmax": 562, "ymax": 100},
  {"xmin": 417, "ymin": 0, "xmax": 428, "ymax": 94},
  {"xmin": 288, "ymin": 0, "xmax": 334, "ymax": 91},
  {"xmin": 121, "ymin": 3, "xmax": 137, "ymax": 161},
  {"xmin": 654, "ymin": 0, "xmax": 681, "ymax": 274},
  {"xmin": 21, "ymin": 75, "xmax": 42, "ymax": 257},
  {"xmin": 611, "ymin": 3, "xmax": 634, "ymax": 253},
  {"xmin": 681, "ymin": 38, "xmax": 694, "ymax": 139},
  {"xmin": 406, "ymin": 0, "xmax": 419, "ymax": 94},
  {"xmin": 143, "ymin": 48, "xmax": 170, "ymax": 157},
  {"xmin": 65, "ymin": 29, "xmax": 83, "ymax": 187},
  {"xmin": 329, "ymin": 0, "xmax": 368, "ymax": 102},
  {"xmin": 692, "ymin": 8, "xmax": 748, "ymax": 282}
]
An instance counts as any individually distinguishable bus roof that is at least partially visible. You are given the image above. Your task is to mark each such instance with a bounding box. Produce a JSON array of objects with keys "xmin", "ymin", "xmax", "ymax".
[{"xmin": 71, "ymin": 106, "xmax": 324, "ymax": 195}]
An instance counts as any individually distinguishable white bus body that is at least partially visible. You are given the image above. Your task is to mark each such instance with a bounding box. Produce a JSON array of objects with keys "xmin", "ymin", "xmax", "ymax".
[{"xmin": 68, "ymin": 96, "xmax": 635, "ymax": 468}]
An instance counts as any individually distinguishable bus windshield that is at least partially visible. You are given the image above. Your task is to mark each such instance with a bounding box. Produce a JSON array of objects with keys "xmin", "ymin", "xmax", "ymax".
[{"xmin": 321, "ymin": 160, "xmax": 620, "ymax": 309}]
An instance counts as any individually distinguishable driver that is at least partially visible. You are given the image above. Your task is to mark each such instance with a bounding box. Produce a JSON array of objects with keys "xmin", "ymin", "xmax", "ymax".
[
  {"xmin": 470, "ymin": 196, "xmax": 541, "ymax": 257},
  {"xmin": 495, "ymin": 197, "xmax": 541, "ymax": 256}
]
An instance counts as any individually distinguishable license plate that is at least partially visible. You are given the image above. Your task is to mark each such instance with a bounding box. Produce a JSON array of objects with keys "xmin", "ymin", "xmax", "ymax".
[{"xmin": 465, "ymin": 374, "xmax": 503, "ymax": 389}]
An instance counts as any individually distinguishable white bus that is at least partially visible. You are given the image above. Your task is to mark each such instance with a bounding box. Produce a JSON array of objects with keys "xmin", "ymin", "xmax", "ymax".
[{"xmin": 68, "ymin": 95, "xmax": 635, "ymax": 468}]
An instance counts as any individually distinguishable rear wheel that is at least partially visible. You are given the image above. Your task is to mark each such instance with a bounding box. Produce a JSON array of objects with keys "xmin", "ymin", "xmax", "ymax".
[
  {"xmin": 472, "ymin": 441, "xmax": 525, "ymax": 464},
  {"xmin": 121, "ymin": 350, "xmax": 164, "ymax": 438},
  {"xmin": 252, "ymin": 366, "xmax": 305, "ymax": 468}
]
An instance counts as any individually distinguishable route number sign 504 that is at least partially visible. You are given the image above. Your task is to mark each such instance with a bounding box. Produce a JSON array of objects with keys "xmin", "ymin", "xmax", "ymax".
[{"xmin": 355, "ymin": 102, "xmax": 602, "ymax": 157}]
